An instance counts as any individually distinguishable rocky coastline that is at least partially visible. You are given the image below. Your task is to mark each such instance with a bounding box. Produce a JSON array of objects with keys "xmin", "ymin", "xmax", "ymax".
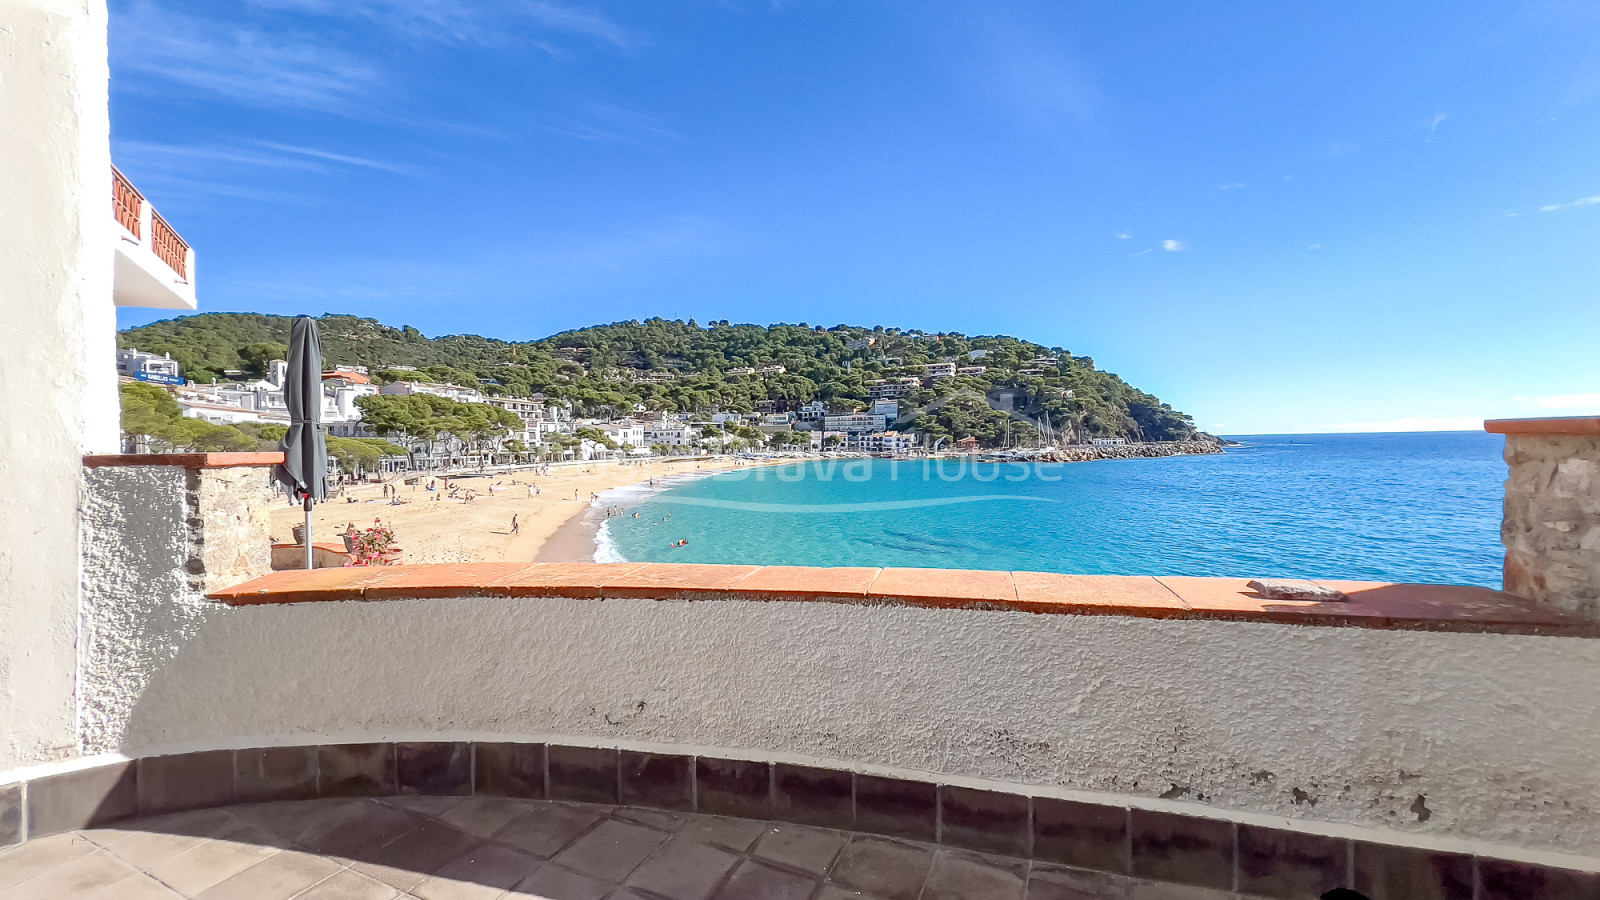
[{"xmin": 1014, "ymin": 439, "xmax": 1226, "ymax": 463}]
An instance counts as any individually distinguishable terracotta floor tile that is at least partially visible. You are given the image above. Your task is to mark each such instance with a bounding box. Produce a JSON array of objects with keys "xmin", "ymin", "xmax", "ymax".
[
  {"xmin": 100, "ymin": 828, "xmax": 206, "ymax": 871},
  {"xmin": 422, "ymin": 843, "xmax": 541, "ymax": 895},
  {"xmin": 438, "ymin": 797, "xmax": 530, "ymax": 840},
  {"xmin": 675, "ymin": 815, "xmax": 769, "ymax": 854},
  {"xmin": 623, "ymin": 833, "xmax": 740, "ymax": 900},
  {"xmin": 1011, "ymin": 573, "xmax": 1187, "ymax": 616},
  {"xmin": 732, "ymin": 567, "xmax": 883, "ymax": 600},
  {"xmin": 827, "ymin": 836, "xmax": 936, "ymax": 900},
  {"xmin": 551, "ymin": 819, "xmax": 670, "ymax": 883},
  {"xmin": 83, "ymin": 870, "xmax": 186, "ymax": 899},
  {"xmin": 190, "ymin": 849, "xmax": 342, "ymax": 900},
  {"xmin": 293, "ymin": 868, "xmax": 402, "ymax": 900},
  {"xmin": 868, "ymin": 567, "xmax": 1018, "ymax": 604},
  {"xmin": 144, "ymin": 837, "xmax": 279, "ymax": 896},
  {"xmin": 0, "ymin": 849, "xmax": 142, "ymax": 900},
  {"xmin": 710, "ymin": 859, "xmax": 819, "ymax": 900},
  {"xmin": 512, "ymin": 863, "xmax": 613, "ymax": 900},
  {"xmin": 750, "ymin": 823, "xmax": 848, "ymax": 875},
  {"xmin": 0, "ymin": 833, "xmax": 100, "ymax": 890},
  {"xmin": 1026, "ymin": 861, "xmax": 1132, "ymax": 900},
  {"xmin": 493, "ymin": 804, "xmax": 606, "ymax": 859},
  {"xmin": 920, "ymin": 847, "xmax": 1027, "ymax": 900}
]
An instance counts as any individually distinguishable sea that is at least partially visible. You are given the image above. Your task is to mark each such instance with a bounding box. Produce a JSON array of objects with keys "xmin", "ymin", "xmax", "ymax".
[{"xmin": 590, "ymin": 432, "xmax": 1507, "ymax": 587}]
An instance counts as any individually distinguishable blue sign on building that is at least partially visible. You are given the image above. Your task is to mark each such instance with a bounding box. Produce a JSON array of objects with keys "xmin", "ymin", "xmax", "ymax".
[{"xmin": 135, "ymin": 371, "xmax": 184, "ymax": 386}]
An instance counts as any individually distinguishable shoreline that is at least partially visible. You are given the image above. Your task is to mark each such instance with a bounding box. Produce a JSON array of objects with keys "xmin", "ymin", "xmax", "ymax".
[
  {"xmin": 267, "ymin": 456, "xmax": 797, "ymax": 567},
  {"xmin": 534, "ymin": 507, "xmax": 602, "ymax": 563}
]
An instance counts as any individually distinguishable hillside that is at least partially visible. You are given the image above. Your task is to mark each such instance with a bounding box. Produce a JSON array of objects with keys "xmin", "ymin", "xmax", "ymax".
[{"xmin": 120, "ymin": 313, "xmax": 1205, "ymax": 443}]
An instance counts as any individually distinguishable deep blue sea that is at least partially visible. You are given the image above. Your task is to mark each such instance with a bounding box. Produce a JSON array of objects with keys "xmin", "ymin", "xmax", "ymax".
[{"xmin": 594, "ymin": 432, "xmax": 1506, "ymax": 587}]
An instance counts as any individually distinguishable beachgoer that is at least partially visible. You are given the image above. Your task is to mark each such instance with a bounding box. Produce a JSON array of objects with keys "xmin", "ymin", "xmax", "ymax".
[{"xmin": 511, "ymin": 514, "xmax": 519, "ymax": 535}]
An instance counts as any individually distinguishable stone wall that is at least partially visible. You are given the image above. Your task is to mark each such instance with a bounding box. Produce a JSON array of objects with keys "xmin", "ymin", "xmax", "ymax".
[
  {"xmin": 76, "ymin": 460, "xmax": 275, "ymax": 755},
  {"xmin": 1501, "ymin": 433, "xmax": 1600, "ymax": 619},
  {"xmin": 191, "ymin": 467, "xmax": 275, "ymax": 594}
]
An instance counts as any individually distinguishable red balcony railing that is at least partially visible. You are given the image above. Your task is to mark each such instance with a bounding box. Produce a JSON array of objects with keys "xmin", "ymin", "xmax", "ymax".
[
  {"xmin": 112, "ymin": 166, "xmax": 143, "ymax": 238},
  {"xmin": 150, "ymin": 210, "xmax": 189, "ymax": 280}
]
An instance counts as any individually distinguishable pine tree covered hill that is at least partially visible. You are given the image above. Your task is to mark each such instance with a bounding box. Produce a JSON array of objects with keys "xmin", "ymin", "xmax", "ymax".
[{"xmin": 119, "ymin": 313, "xmax": 1206, "ymax": 442}]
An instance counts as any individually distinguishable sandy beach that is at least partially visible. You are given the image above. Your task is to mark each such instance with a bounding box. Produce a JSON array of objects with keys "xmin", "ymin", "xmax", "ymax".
[{"xmin": 269, "ymin": 458, "xmax": 782, "ymax": 565}]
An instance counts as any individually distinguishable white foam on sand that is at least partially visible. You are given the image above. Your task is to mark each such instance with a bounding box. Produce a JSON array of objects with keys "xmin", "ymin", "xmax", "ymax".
[{"xmin": 588, "ymin": 469, "xmax": 723, "ymax": 563}]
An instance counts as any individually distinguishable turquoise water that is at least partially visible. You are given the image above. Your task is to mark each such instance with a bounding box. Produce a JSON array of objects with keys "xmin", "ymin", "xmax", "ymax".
[{"xmin": 597, "ymin": 432, "xmax": 1507, "ymax": 586}]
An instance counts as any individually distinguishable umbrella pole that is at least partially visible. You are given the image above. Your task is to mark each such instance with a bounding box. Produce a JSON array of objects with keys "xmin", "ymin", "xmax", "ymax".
[{"xmin": 304, "ymin": 496, "xmax": 314, "ymax": 570}]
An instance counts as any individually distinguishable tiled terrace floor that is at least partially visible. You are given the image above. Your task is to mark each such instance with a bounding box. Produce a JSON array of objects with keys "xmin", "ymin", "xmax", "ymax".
[{"xmin": 0, "ymin": 795, "xmax": 1258, "ymax": 900}]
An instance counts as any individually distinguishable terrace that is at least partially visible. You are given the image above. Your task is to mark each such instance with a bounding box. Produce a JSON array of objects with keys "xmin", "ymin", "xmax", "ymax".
[
  {"xmin": 2, "ymin": 417, "xmax": 1599, "ymax": 898},
  {"xmin": 5, "ymin": 9, "xmax": 1600, "ymax": 895}
]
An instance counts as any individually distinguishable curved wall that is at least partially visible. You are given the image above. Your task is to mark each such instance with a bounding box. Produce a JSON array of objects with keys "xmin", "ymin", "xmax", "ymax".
[{"xmin": 67, "ymin": 465, "xmax": 1600, "ymax": 862}]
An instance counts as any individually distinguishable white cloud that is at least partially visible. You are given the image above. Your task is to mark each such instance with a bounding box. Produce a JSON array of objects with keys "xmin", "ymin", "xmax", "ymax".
[
  {"xmin": 1539, "ymin": 195, "xmax": 1600, "ymax": 212},
  {"xmin": 1425, "ymin": 112, "xmax": 1448, "ymax": 141},
  {"xmin": 1313, "ymin": 417, "xmax": 1484, "ymax": 433},
  {"xmin": 1115, "ymin": 230, "xmax": 1132, "ymax": 239},
  {"xmin": 1161, "ymin": 239, "xmax": 1184, "ymax": 252},
  {"xmin": 1217, "ymin": 182, "xmax": 1245, "ymax": 190},
  {"xmin": 1530, "ymin": 393, "xmax": 1600, "ymax": 410},
  {"xmin": 111, "ymin": 0, "xmax": 640, "ymax": 114},
  {"xmin": 116, "ymin": 139, "xmax": 421, "ymax": 179},
  {"xmin": 113, "ymin": 2, "xmax": 382, "ymax": 112},
  {"xmin": 1130, "ymin": 248, "xmax": 1154, "ymax": 258},
  {"xmin": 1307, "ymin": 243, "xmax": 1322, "ymax": 250}
]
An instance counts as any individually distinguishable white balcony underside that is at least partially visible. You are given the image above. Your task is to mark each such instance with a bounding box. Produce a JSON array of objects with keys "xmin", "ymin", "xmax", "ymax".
[{"xmin": 114, "ymin": 235, "xmax": 195, "ymax": 309}]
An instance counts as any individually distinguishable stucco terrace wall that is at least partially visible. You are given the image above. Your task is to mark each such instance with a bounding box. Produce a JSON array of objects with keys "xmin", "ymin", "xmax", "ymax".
[
  {"xmin": 67, "ymin": 458, "xmax": 1600, "ymax": 861},
  {"xmin": 92, "ymin": 592, "xmax": 1600, "ymax": 862}
]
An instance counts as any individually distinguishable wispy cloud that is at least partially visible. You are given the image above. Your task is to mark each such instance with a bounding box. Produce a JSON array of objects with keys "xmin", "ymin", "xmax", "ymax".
[
  {"xmin": 1425, "ymin": 112, "xmax": 1448, "ymax": 141},
  {"xmin": 1307, "ymin": 243, "xmax": 1322, "ymax": 250},
  {"xmin": 1539, "ymin": 194, "xmax": 1600, "ymax": 212},
  {"xmin": 113, "ymin": 1, "xmax": 382, "ymax": 113},
  {"xmin": 1216, "ymin": 182, "xmax": 1246, "ymax": 191},
  {"xmin": 1115, "ymin": 230, "xmax": 1132, "ymax": 240},
  {"xmin": 253, "ymin": 141, "xmax": 422, "ymax": 175},
  {"xmin": 1528, "ymin": 393, "xmax": 1600, "ymax": 410},
  {"xmin": 111, "ymin": 0, "xmax": 641, "ymax": 115},
  {"xmin": 243, "ymin": 0, "xmax": 638, "ymax": 49},
  {"xmin": 117, "ymin": 140, "xmax": 421, "ymax": 177},
  {"xmin": 1161, "ymin": 239, "xmax": 1185, "ymax": 252}
]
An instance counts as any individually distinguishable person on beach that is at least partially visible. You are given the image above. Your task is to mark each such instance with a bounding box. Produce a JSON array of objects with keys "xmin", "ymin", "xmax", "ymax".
[{"xmin": 510, "ymin": 514, "xmax": 519, "ymax": 535}]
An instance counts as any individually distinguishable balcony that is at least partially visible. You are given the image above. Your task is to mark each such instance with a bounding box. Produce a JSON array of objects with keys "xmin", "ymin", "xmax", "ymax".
[
  {"xmin": 112, "ymin": 166, "xmax": 196, "ymax": 310},
  {"xmin": 4, "ymin": 425, "xmax": 1600, "ymax": 898}
]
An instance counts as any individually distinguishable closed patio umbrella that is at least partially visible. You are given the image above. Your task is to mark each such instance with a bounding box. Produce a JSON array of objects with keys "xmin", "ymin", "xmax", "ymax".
[{"xmin": 274, "ymin": 316, "xmax": 328, "ymax": 569}]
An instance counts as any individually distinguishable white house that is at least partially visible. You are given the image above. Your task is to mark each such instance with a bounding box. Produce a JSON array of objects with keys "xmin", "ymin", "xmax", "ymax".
[
  {"xmin": 380, "ymin": 380, "xmax": 486, "ymax": 404},
  {"xmin": 823, "ymin": 414, "xmax": 888, "ymax": 434},
  {"xmin": 116, "ymin": 347, "xmax": 183, "ymax": 385}
]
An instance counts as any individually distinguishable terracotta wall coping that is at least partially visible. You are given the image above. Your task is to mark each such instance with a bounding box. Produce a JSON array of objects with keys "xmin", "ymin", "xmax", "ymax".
[
  {"xmin": 205, "ymin": 562, "xmax": 1598, "ymax": 637},
  {"xmin": 84, "ymin": 452, "xmax": 285, "ymax": 469},
  {"xmin": 1484, "ymin": 417, "xmax": 1600, "ymax": 436}
]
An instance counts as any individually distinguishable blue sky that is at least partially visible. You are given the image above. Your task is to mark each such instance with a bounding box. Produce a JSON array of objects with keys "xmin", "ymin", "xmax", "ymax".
[{"xmin": 111, "ymin": 1, "xmax": 1600, "ymax": 435}]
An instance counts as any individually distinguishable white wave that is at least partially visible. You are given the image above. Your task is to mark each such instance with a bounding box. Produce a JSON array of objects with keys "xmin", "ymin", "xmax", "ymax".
[
  {"xmin": 593, "ymin": 518, "xmax": 626, "ymax": 563},
  {"xmin": 587, "ymin": 469, "xmax": 722, "ymax": 562}
]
